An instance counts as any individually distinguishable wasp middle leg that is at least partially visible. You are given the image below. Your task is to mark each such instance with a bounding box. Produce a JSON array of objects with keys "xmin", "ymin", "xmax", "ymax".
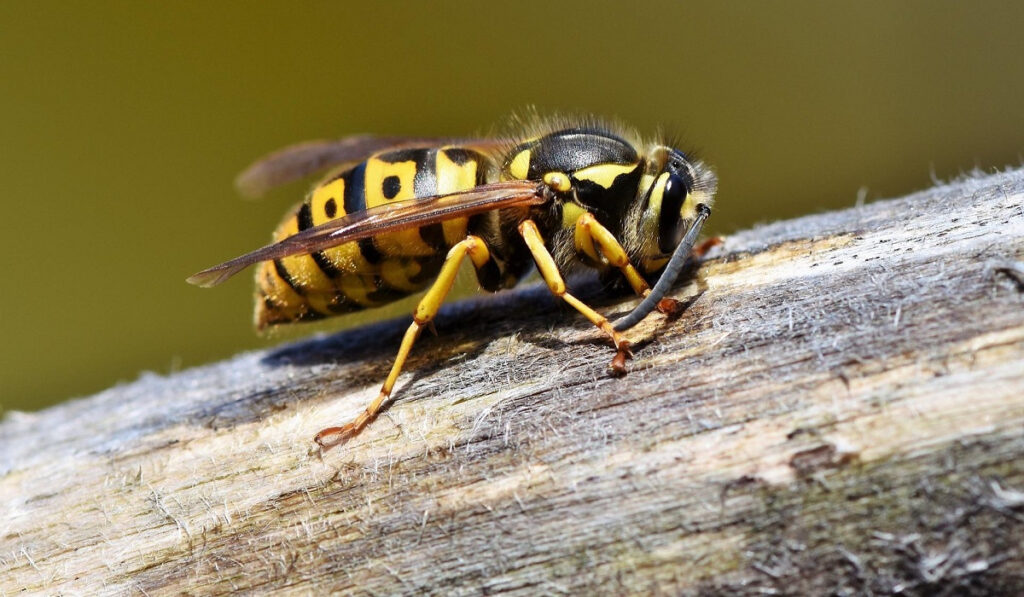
[
  {"xmin": 518, "ymin": 219, "xmax": 633, "ymax": 375},
  {"xmin": 314, "ymin": 235, "xmax": 493, "ymax": 447}
]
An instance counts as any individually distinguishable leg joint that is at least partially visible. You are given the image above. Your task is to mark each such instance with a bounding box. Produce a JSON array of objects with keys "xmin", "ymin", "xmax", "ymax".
[{"xmin": 546, "ymin": 279, "xmax": 567, "ymax": 296}]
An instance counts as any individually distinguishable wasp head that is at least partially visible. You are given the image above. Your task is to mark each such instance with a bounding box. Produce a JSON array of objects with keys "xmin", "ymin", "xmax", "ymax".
[{"xmin": 634, "ymin": 147, "xmax": 716, "ymax": 271}]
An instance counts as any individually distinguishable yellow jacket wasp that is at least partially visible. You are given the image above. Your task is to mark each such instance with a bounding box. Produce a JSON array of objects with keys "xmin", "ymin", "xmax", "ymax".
[{"xmin": 188, "ymin": 115, "xmax": 716, "ymax": 447}]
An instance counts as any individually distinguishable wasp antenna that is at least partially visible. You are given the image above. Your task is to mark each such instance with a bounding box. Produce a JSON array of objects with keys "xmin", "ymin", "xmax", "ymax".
[{"xmin": 613, "ymin": 204, "xmax": 711, "ymax": 331}]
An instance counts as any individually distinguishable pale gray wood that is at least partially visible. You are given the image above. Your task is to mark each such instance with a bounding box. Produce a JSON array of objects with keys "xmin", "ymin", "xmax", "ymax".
[{"xmin": 2, "ymin": 168, "xmax": 1023, "ymax": 595}]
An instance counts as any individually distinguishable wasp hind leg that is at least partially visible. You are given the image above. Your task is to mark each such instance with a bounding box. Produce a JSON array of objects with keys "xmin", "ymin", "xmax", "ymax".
[
  {"xmin": 519, "ymin": 219, "xmax": 633, "ymax": 376},
  {"xmin": 314, "ymin": 235, "xmax": 493, "ymax": 448}
]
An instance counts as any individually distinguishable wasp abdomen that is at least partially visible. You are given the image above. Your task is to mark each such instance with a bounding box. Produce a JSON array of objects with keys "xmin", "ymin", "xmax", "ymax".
[
  {"xmin": 255, "ymin": 147, "xmax": 488, "ymax": 328},
  {"xmin": 188, "ymin": 117, "xmax": 720, "ymax": 445}
]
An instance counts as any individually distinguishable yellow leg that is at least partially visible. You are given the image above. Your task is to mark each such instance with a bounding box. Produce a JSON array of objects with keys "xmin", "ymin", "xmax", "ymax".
[
  {"xmin": 574, "ymin": 212, "xmax": 682, "ymax": 316},
  {"xmin": 574, "ymin": 212, "xmax": 649, "ymax": 296},
  {"xmin": 519, "ymin": 219, "xmax": 633, "ymax": 375},
  {"xmin": 314, "ymin": 235, "xmax": 492, "ymax": 447}
]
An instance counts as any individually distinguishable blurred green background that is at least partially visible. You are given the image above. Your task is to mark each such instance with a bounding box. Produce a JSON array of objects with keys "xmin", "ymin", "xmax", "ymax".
[{"xmin": 2, "ymin": 2, "xmax": 1022, "ymax": 412}]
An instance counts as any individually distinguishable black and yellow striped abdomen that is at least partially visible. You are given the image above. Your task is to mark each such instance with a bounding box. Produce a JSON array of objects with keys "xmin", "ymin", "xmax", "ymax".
[{"xmin": 256, "ymin": 147, "xmax": 488, "ymax": 328}]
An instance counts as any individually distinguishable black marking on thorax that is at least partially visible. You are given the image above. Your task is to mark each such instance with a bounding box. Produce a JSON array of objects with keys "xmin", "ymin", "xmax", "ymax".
[
  {"xmin": 574, "ymin": 164, "xmax": 643, "ymax": 225},
  {"xmin": 441, "ymin": 147, "xmax": 473, "ymax": 165},
  {"xmin": 520, "ymin": 128, "xmax": 639, "ymax": 180}
]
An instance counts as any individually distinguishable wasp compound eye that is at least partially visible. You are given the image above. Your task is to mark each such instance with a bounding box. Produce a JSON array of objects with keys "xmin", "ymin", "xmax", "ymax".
[{"xmin": 658, "ymin": 173, "xmax": 689, "ymax": 254}]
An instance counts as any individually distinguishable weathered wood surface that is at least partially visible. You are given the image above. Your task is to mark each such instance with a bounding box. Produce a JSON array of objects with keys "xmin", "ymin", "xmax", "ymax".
[{"xmin": 3, "ymin": 168, "xmax": 1024, "ymax": 595}]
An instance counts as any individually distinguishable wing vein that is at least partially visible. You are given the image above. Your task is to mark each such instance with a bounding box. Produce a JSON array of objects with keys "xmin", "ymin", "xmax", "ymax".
[{"xmin": 187, "ymin": 181, "xmax": 545, "ymax": 287}]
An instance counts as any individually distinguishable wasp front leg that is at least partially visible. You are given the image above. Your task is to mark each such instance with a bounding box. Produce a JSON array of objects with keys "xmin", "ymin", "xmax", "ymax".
[
  {"xmin": 573, "ymin": 212, "xmax": 681, "ymax": 316},
  {"xmin": 314, "ymin": 235, "xmax": 493, "ymax": 448},
  {"xmin": 519, "ymin": 219, "xmax": 633, "ymax": 375}
]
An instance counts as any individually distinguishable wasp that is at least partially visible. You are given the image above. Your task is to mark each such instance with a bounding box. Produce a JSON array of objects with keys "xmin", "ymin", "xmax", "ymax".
[{"xmin": 188, "ymin": 115, "xmax": 716, "ymax": 447}]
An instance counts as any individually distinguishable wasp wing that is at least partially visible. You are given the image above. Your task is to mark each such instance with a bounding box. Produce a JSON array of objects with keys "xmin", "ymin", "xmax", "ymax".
[
  {"xmin": 188, "ymin": 180, "xmax": 545, "ymax": 287},
  {"xmin": 235, "ymin": 135, "xmax": 507, "ymax": 198}
]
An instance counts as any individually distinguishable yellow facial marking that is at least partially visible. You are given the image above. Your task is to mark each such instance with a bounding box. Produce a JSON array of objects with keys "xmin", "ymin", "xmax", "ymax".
[
  {"xmin": 647, "ymin": 172, "xmax": 670, "ymax": 214},
  {"xmin": 508, "ymin": 150, "xmax": 531, "ymax": 180},
  {"xmin": 637, "ymin": 172, "xmax": 671, "ymax": 258},
  {"xmin": 572, "ymin": 163, "xmax": 638, "ymax": 189},
  {"xmin": 637, "ymin": 173, "xmax": 656, "ymax": 201},
  {"xmin": 681, "ymin": 190, "xmax": 709, "ymax": 221}
]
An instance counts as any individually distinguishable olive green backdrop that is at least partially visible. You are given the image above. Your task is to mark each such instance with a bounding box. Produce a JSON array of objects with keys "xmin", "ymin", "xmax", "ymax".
[{"xmin": 2, "ymin": 2, "xmax": 1022, "ymax": 412}]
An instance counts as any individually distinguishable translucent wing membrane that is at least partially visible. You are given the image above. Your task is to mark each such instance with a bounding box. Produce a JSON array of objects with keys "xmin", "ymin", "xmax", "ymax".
[
  {"xmin": 187, "ymin": 180, "xmax": 546, "ymax": 287},
  {"xmin": 235, "ymin": 135, "xmax": 506, "ymax": 197}
]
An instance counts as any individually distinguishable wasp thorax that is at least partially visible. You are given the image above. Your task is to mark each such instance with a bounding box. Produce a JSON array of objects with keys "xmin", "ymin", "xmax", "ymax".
[
  {"xmin": 190, "ymin": 116, "xmax": 717, "ymax": 445},
  {"xmin": 503, "ymin": 128, "xmax": 644, "ymax": 222}
]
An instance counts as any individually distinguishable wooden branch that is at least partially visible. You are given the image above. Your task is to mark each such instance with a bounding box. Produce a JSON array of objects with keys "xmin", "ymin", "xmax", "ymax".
[{"xmin": 3, "ymin": 168, "xmax": 1024, "ymax": 595}]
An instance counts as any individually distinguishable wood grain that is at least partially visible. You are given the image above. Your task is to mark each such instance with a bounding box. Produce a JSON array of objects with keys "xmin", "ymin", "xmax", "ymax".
[{"xmin": 2, "ymin": 168, "xmax": 1023, "ymax": 595}]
